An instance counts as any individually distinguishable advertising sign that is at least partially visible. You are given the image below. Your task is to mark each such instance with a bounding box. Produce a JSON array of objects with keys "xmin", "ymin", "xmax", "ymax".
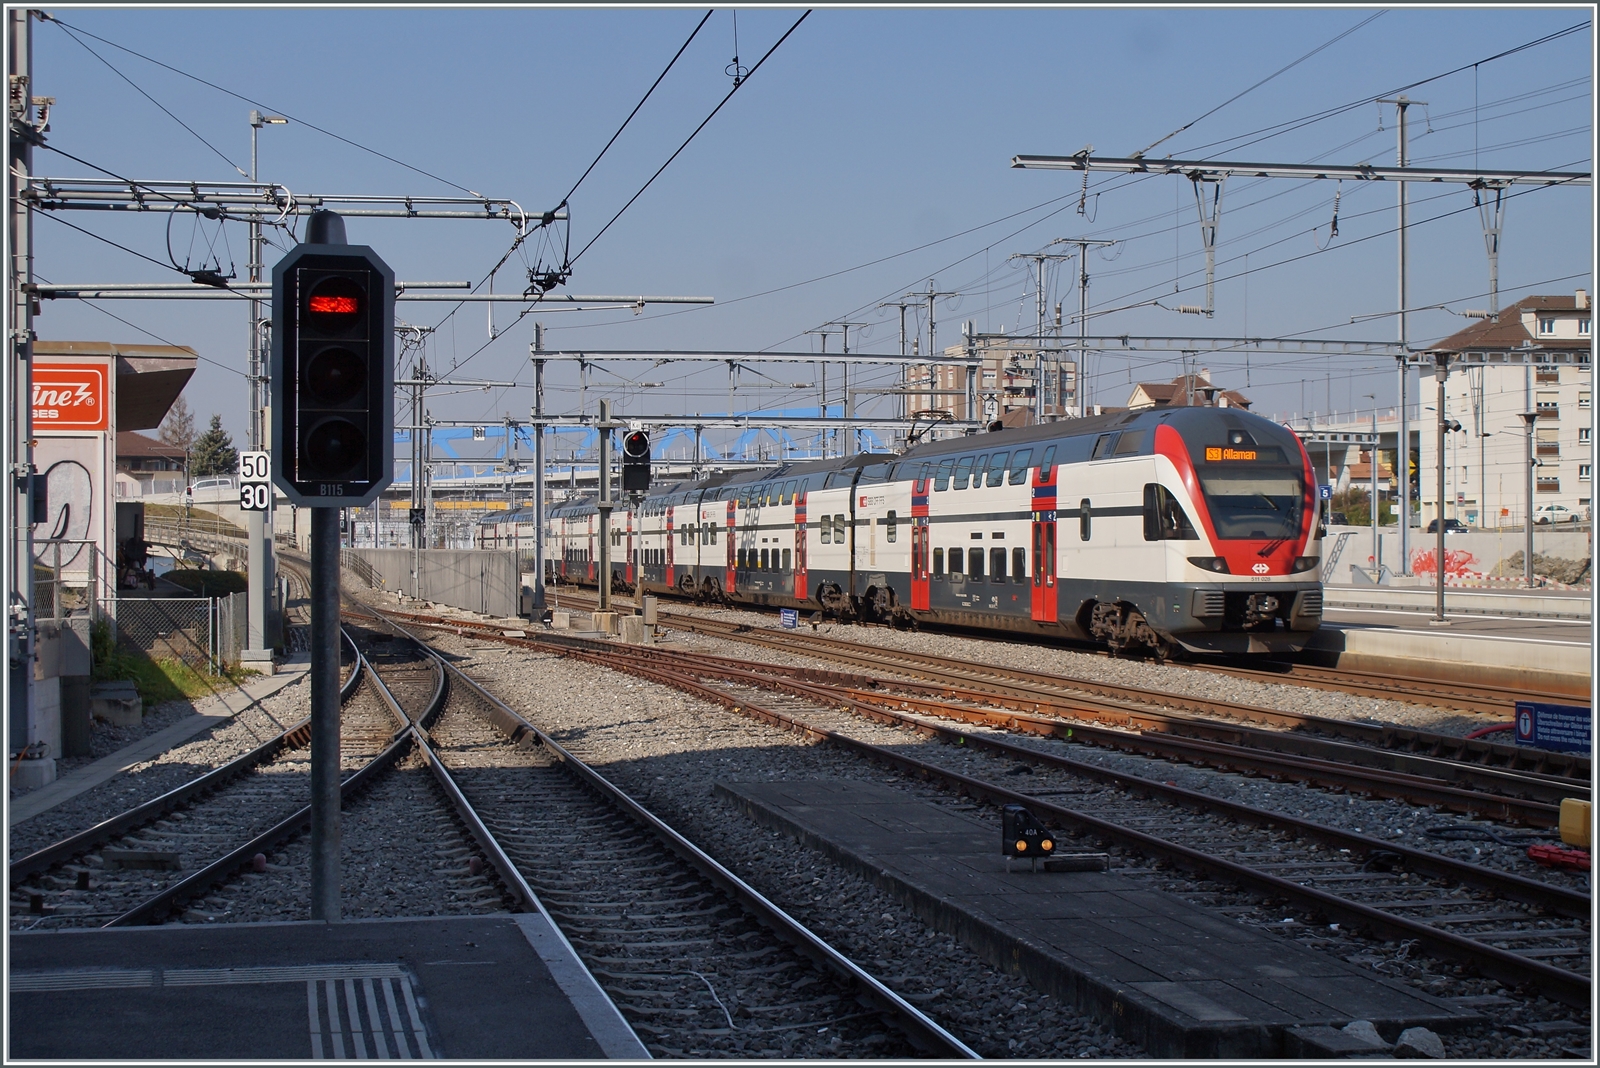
[
  {"xmin": 1513, "ymin": 701, "xmax": 1591, "ymax": 754},
  {"xmin": 779, "ymin": 608, "xmax": 798, "ymax": 629},
  {"xmin": 32, "ymin": 364, "xmax": 109, "ymax": 431}
]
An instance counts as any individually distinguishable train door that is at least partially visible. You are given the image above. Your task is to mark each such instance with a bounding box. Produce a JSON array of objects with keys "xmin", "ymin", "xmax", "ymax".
[
  {"xmin": 911, "ymin": 477, "xmax": 930, "ymax": 610},
  {"xmin": 793, "ymin": 490, "xmax": 808, "ymax": 600},
  {"xmin": 725, "ymin": 500, "xmax": 737, "ymax": 595},
  {"xmin": 625, "ymin": 511, "xmax": 635, "ymax": 587},
  {"xmin": 1030, "ymin": 462, "xmax": 1059, "ymax": 623},
  {"xmin": 665, "ymin": 505, "xmax": 676, "ymax": 589}
]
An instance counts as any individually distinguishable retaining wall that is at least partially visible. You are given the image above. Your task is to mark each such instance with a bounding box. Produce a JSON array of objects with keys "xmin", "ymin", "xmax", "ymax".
[{"xmin": 345, "ymin": 548, "xmax": 520, "ymax": 619}]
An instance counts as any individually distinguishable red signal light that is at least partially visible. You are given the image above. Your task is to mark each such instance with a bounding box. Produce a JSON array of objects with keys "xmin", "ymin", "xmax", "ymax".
[{"xmin": 309, "ymin": 294, "xmax": 359, "ymax": 315}]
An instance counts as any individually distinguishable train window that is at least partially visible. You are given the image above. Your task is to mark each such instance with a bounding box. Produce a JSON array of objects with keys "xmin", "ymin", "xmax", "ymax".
[
  {"xmin": 1143, "ymin": 484, "xmax": 1197, "ymax": 541},
  {"xmin": 782, "ymin": 548, "xmax": 791, "ymax": 570},
  {"xmin": 760, "ymin": 548, "xmax": 770, "ymax": 569},
  {"xmin": 1092, "ymin": 433, "xmax": 1119, "ymax": 459},
  {"xmin": 969, "ymin": 547, "xmax": 984, "ymax": 580},
  {"xmin": 1114, "ymin": 430, "xmax": 1147, "ymax": 456},
  {"xmin": 834, "ymin": 514, "xmax": 846, "ymax": 543},
  {"xmin": 986, "ymin": 451, "xmax": 1009, "ymax": 487},
  {"xmin": 933, "ymin": 547, "xmax": 945, "ymax": 576},
  {"xmin": 820, "ymin": 518, "xmax": 831, "ymax": 545},
  {"xmin": 934, "ymin": 458, "xmax": 954, "ymax": 491},
  {"xmin": 709, "ymin": 524, "xmax": 718, "ymax": 545},
  {"xmin": 783, "ymin": 480, "xmax": 798, "ymax": 504},
  {"xmin": 952, "ymin": 456, "xmax": 974, "ymax": 490},
  {"xmin": 1080, "ymin": 498, "xmax": 1092, "ymax": 541},
  {"xmin": 1012, "ymin": 546, "xmax": 1027, "ymax": 582},
  {"xmin": 1008, "ymin": 448, "xmax": 1033, "ymax": 484},
  {"xmin": 990, "ymin": 547, "xmax": 1006, "ymax": 581},
  {"xmin": 1040, "ymin": 445, "xmax": 1058, "ymax": 480},
  {"xmin": 885, "ymin": 510, "xmax": 898, "ymax": 543},
  {"xmin": 949, "ymin": 547, "xmax": 964, "ymax": 574}
]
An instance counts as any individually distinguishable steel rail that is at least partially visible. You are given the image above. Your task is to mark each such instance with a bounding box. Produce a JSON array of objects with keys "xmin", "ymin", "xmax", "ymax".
[
  {"xmin": 1201, "ymin": 657, "xmax": 1591, "ymax": 712},
  {"xmin": 499, "ymin": 638, "xmax": 1589, "ymax": 1008},
  {"xmin": 10, "ymin": 631, "xmax": 361, "ymax": 883},
  {"xmin": 102, "ymin": 632, "xmax": 406, "ymax": 927},
  {"xmin": 664, "ymin": 612, "xmax": 1592, "ymax": 778},
  {"xmin": 376, "ymin": 613, "xmax": 980, "ymax": 1060}
]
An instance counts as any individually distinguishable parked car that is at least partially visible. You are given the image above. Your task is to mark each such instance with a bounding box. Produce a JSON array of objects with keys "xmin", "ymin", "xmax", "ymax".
[
  {"xmin": 1425, "ymin": 518, "xmax": 1470, "ymax": 534},
  {"xmin": 1533, "ymin": 503, "xmax": 1582, "ymax": 525},
  {"xmin": 1327, "ymin": 511, "xmax": 1350, "ymax": 526}
]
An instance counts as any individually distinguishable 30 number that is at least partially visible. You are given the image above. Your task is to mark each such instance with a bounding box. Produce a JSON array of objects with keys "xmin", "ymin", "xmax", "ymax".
[{"xmin": 239, "ymin": 483, "xmax": 273, "ymax": 511}]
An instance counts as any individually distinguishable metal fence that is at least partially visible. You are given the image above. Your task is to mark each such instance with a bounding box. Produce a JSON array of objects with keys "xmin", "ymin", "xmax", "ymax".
[{"xmin": 110, "ymin": 592, "xmax": 247, "ymax": 675}]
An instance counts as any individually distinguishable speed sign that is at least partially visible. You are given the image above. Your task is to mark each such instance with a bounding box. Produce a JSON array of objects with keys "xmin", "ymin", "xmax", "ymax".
[
  {"xmin": 239, "ymin": 482, "xmax": 273, "ymax": 511},
  {"xmin": 239, "ymin": 451, "xmax": 271, "ymax": 483}
]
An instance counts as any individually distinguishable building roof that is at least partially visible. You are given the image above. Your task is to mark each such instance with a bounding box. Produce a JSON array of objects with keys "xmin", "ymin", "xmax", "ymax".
[
  {"xmin": 1127, "ymin": 371, "xmax": 1251, "ymax": 410},
  {"xmin": 33, "ymin": 341, "xmax": 198, "ymax": 431},
  {"xmin": 116, "ymin": 430, "xmax": 186, "ymax": 460},
  {"xmin": 1425, "ymin": 293, "xmax": 1591, "ymax": 355}
]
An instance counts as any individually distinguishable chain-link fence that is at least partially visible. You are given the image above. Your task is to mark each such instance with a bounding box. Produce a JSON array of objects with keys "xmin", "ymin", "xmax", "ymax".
[{"xmin": 110, "ymin": 593, "xmax": 247, "ymax": 675}]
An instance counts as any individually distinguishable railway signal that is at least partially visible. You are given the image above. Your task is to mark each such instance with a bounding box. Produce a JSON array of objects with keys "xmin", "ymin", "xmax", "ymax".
[
  {"xmin": 1002, "ymin": 804, "xmax": 1055, "ymax": 869},
  {"xmin": 270, "ymin": 213, "xmax": 394, "ymax": 507},
  {"xmin": 622, "ymin": 429, "xmax": 652, "ymax": 493},
  {"xmin": 268, "ymin": 209, "xmax": 394, "ymax": 922}
]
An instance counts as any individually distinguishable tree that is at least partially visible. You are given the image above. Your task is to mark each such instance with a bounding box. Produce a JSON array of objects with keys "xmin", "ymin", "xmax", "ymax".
[
  {"xmin": 189, "ymin": 414, "xmax": 238, "ymax": 477},
  {"xmin": 158, "ymin": 395, "xmax": 196, "ymax": 453}
]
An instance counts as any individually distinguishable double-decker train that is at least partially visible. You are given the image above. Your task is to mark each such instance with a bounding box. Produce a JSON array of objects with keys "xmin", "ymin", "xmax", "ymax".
[{"xmin": 478, "ymin": 406, "xmax": 1324, "ymax": 656}]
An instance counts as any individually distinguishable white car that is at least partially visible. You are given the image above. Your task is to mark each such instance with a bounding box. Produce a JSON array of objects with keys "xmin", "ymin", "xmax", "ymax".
[{"xmin": 1533, "ymin": 503, "xmax": 1582, "ymax": 525}]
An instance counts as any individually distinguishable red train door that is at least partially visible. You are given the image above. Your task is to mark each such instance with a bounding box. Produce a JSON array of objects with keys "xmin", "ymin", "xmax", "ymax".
[
  {"xmin": 625, "ymin": 512, "xmax": 635, "ymax": 586},
  {"xmin": 587, "ymin": 516, "xmax": 597, "ymax": 585},
  {"xmin": 793, "ymin": 492, "xmax": 809, "ymax": 600},
  {"xmin": 725, "ymin": 500, "xmax": 737, "ymax": 595},
  {"xmin": 665, "ymin": 506, "xmax": 675, "ymax": 589},
  {"xmin": 1030, "ymin": 466, "xmax": 1059, "ymax": 623},
  {"xmin": 911, "ymin": 478, "xmax": 930, "ymax": 610}
]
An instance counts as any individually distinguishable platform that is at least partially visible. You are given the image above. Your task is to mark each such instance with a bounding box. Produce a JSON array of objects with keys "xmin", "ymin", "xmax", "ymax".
[
  {"xmin": 8, "ymin": 913, "xmax": 646, "ymax": 1060},
  {"xmin": 1322, "ymin": 583, "xmax": 1592, "ymax": 621},
  {"xmin": 715, "ymin": 778, "xmax": 1476, "ymax": 1059},
  {"xmin": 1305, "ymin": 616, "xmax": 1591, "ymax": 696}
]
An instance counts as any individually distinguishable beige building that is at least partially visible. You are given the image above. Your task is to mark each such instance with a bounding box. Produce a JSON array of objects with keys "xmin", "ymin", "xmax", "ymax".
[
  {"xmin": 904, "ymin": 332, "xmax": 1077, "ymax": 431},
  {"xmin": 1418, "ymin": 291, "xmax": 1593, "ymax": 526},
  {"xmin": 1126, "ymin": 369, "xmax": 1251, "ymax": 411}
]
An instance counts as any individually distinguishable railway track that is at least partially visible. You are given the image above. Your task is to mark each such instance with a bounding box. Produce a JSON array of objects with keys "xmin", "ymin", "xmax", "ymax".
[
  {"xmin": 356, "ymin": 613, "xmax": 976, "ymax": 1059},
  {"xmin": 378, "ymin": 606, "xmax": 1592, "ymax": 1010},
  {"xmin": 376, "ymin": 607, "xmax": 1588, "ymax": 823},
  {"xmin": 8, "ymin": 634, "xmax": 373, "ymax": 929},
  {"xmin": 553, "ymin": 585, "xmax": 1588, "ymax": 718}
]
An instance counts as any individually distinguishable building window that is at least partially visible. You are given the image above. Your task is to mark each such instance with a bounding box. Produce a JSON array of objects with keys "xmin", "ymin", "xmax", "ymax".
[
  {"xmin": 1580, "ymin": 391, "xmax": 1591, "ymax": 410},
  {"xmin": 1538, "ymin": 317, "xmax": 1556, "ymax": 335},
  {"xmin": 1581, "ymin": 318, "xmax": 1591, "ymax": 337},
  {"xmin": 1580, "ymin": 427, "xmax": 1592, "ymax": 444},
  {"xmin": 1581, "ymin": 465, "xmax": 1592, "ymax": 483},
  {"xmin": 1536, "ymin": 478, "xmax": 1561, "ymax": 493}
]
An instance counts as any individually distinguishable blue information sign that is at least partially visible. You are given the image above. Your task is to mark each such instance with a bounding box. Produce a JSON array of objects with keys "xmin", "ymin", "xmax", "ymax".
[
  {"xmin": 779, "ymin": 608, "xmax": 799, "ymax": 629},
  {"xmin": 1513, "ymin": 701, "xmax": 1591, "ymax": 754},
  {"xmin": 1319, "ymin": 484, "xmax": 1333, "ymax": 501}
]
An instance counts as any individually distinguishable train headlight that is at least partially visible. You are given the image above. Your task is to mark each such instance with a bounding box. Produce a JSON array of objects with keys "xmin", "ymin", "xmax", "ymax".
[
  {"xmin": 1187, "ymin": 556, "xmax": 1230, "ymax": 574},
  {"xmin": 1290, "ymin": 556, "xmax": 1319, "ymax": 573}
]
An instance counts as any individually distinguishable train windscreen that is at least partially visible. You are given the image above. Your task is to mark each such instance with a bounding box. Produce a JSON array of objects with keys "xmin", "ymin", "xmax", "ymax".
[{"xmin": 1196, "ymin": 471, "xmax": 1305, "ymax": 540}]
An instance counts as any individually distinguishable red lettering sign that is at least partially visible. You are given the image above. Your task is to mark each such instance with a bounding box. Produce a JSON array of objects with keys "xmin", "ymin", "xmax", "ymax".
[{"xmin": 32, "ymin": 364, "xmax": 108, "ymax": 431}]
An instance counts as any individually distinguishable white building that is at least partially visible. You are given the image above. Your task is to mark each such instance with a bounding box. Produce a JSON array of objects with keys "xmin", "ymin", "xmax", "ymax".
[{"xmin": 1418, "ymin": 291, "xmax": 1593, "ymax": 527}]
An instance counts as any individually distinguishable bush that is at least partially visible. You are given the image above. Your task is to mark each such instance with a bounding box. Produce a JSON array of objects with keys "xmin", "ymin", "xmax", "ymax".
[
  {"xmin": 1329, "ymin": 488, "xmax": 1393, "ymax": 527},
  {"xmin": 89, "ymin": 618, "xmax": 257, "ymax": 705}
]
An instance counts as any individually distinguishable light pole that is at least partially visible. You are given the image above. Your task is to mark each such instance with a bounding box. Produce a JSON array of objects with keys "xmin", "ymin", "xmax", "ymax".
[
  {"xmin": 1517, "ymin": 411, "xmax": 1537, "ymax": 588},
  {"xmin": 1430, "ymin": 358, "xmax": 1450, "ymax": 625},
  {"xmin": 245, "ymin": 110, "xmax": 287, "ymax": 669},
  {"xmin": 1362, "ymin": 395, "xmax": 1380, "ymax": 574}
]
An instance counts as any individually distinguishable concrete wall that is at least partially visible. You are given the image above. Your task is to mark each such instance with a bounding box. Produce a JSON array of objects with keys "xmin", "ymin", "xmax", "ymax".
[
  {"xmin": 346, "ymin": 547, "xmax": 520, "ymax": 619},
  {"xmin": 1327, "ymin": 524, "xmax": 1592, "ymax": 583}
]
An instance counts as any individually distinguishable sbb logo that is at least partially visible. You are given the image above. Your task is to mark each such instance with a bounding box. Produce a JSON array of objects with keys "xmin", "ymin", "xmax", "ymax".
[{"xmin": 1252, "ymin": 562, "xmax": 1270, "ymax": 574}]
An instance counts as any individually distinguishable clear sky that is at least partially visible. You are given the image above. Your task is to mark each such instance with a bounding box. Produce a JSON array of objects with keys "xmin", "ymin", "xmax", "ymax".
[{"xmin": 25, "ymin": 5, "xmax": 1595, "ymax": 462}]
